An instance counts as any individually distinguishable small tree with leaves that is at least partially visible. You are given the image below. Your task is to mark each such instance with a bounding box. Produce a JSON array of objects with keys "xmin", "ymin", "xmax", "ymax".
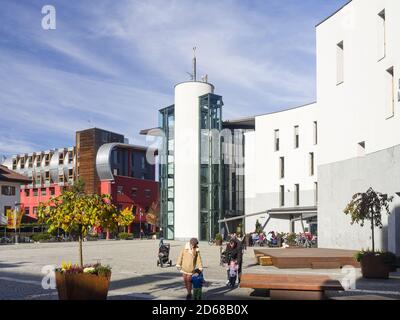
[
  {"xmin": 255, "ymin": 219, "xmax": 262, "ymax": 234},
  {"xmin": 344, "ymin": 187, "xmax": 393, "ymax": 252},
  {"xmin": 38, "ymin": 180, "xmax": 134, "ymax": 267}
]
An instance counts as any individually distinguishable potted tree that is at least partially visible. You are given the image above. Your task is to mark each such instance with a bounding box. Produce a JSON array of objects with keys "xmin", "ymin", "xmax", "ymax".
[
  {"xmin": 215, "ymin": 233, "xmax": 223, "ymax": 246},
  {"xmin": 344, "ymin": 187, "xmax": 394, "ymax": 279},
  {"xmin": 38, "ymin": 181, "xmax": 134, "ymax": 300}
]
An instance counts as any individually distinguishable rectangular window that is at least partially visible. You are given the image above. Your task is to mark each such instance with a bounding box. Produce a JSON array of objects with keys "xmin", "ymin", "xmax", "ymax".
[
  {"xmin": 33, "ymin": 207, "xmax": 38, "ymax": 216},
  {"xmin": 274, "ymin": 129, "xmax": 280, "ymax": 151},
  {"xmin": 1, "ymin": 186, "xmax": 16, "ymax": 196},
  {"xmin": 41, "ymin": 188, "xmax": 47, "ymax": 196},
  {"xmin": 131, "ymin": 188, "xmax": 138, "ymax": 198},
  {"xmin": 294, "ymin": 184, "xmax": 300, "ymax": 206},
  {"xmin": 313, "ymin": 121, "xmax": 318, "ymax": 145},
  {"xmin": 377, "ymin": 9, "xmax": 386, "ymax": 60},
  {"xmin": 314, "ymin": 182, "xmax": 318, "ymax": 205},
  {"xmin": 33, "ymin": 189, "xmax": 38, "ymax": 197},
  {"xmin": 68, "ymin": 151, "xmax": 73, "ymax": 164},
  {"xmin": 386, "ymin": 67, "xmax": 395, "ymax": 118},
  {"xmin": 49, "ymin": 187, "xmax": 55, "ymax": 196},
  {"xmin": 68, "ymin": 169, "xmax": 74, "ymax": 180},
  {"xmin": 28, "ymin": 156, "xmax": 33, "ymax": 168},
  {"xmin": 337, "ymin": 41, "xmax": 344, "ymax": 84},
  {"xmin": 117, "ymin": 186, "xmax": 124, "ymax": 195},
  {"xmin": 309, "ymin": 152, "xmax": 315, "ymax": 176},
  {"xmin": 20, "ymin": 158, "xmax": 25, "ymax": 169},
  {"xmin": 144, "ymin": 189, "xmax": 151, "ymax": 198},
  {"xmin": 25, "ymin": 207, "xmax": 29, "ymax": 215},
  {"xmin": 45, "ymin": 171, "xmax": 50, "ymax": 182},
  {"xmin": 36, "ymin": 155, "xmax": 41, "ymax": 167},
  {"xmin": 45, "ymin": 154, "xmax": 50, "ymax": 166},
  {"xmin": 279, "ymin": 157, "xmax": 285, "ymax": 179},
  {"xmin": 24, "ymin": 189, "xmax": 30, "ymax": 197},
  {"xmin": 59, "ymin": 152, "xmax": 64, "ymax": 165},
  {"xmin": 12, "ymin": 159, "xmax": 17, "ymax": 170},
  {"xmin": 279, "ymin": 185, "xmax": 285, "ymax": 207},
  {"xmin": 294, "ymin": 126, "xmax": 299, "ymax": 148}
]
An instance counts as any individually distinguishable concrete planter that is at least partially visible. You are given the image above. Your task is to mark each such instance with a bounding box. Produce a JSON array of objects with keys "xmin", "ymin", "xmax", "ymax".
[{"xmin": 55, "ymin": 272, "xmax": 111, "ymax": 300}]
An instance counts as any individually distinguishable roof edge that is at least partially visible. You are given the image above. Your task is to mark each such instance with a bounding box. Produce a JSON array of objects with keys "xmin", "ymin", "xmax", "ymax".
[{"xmin": 315, "ymin": 0, "xmax": 353, "ymax": 28}]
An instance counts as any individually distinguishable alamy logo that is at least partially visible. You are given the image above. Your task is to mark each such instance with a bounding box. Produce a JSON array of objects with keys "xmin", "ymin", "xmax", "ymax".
[
  {"xmin": 341, "ymin": 265, "xmax": 357, "ymax": 290},
  {"xmin": 41, "ymin": 265, "xmax": 56, "ymax": 289},
  {"xmin": 41, "ymin": 5, "xmax": 56, "ymax": 30}
]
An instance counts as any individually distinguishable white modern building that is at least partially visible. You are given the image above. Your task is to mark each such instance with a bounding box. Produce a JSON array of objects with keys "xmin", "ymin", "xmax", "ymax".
[
  {"xmin": 144, "ymin": 0, "xmax": 400, "ymax": 254},
  {"xmin": 244, "ymin": 103, "xmax": 318, "ymax": 236},
  {"xmin": 316, "ymin": 0, "xmax": 400, "ymax": 253},
  {"xmin": 242, "ymin": 0, "xmax": 400, "ymax": 255}
]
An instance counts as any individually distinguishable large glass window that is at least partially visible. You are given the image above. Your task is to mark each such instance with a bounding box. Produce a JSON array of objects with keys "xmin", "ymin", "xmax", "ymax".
[
  {"xmin": 159, "ymin": 105, "xmax": 175, "ymax": 240},
  {"xmin": 199, "ymin": 94, "xmax": 223, "ymax": 241}
]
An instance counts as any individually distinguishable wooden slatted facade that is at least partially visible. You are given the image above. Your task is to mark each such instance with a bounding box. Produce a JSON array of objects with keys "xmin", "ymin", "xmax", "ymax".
[{"xmin": 76, "ymin": 128, "xmax": 124, "ymax": 194}]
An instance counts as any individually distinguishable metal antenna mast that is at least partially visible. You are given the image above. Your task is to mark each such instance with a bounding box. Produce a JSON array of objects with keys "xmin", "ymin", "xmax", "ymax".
[{"xmin": 192, "ymin": 47, "xmax": 197, "ymax": 81}]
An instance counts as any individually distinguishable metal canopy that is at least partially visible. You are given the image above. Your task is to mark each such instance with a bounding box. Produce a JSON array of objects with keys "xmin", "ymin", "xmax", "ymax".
[{"xmin": 218, "ymin": 206, "xmax": 317, "ymax": 224}]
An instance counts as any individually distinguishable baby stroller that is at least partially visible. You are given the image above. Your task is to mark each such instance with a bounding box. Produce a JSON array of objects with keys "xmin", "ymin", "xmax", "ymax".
[{"xmin": 157, "ymin": 242, "xmax": 172, "ymax": 267}]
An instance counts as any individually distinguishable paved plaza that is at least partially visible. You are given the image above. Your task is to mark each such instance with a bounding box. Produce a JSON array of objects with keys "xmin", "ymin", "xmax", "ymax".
[{"xmin": 0, "ymin": 240, "xmax": 399, "ymax": 300}]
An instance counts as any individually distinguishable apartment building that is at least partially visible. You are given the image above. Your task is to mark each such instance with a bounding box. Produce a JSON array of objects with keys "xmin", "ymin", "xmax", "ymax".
[{"xmin": 2, "ymin": 128, "xmax": 159, "ymax": 234}]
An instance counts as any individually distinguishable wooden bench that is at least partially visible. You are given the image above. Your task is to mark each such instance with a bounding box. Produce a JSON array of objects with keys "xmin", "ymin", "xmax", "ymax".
[
  {"xmin": 259, "ymin": 256, "xmax": 273, "ymax": 266},
  {"xmin": 240, "ymin": 273, "xmax": 344, "ymax": 300}
]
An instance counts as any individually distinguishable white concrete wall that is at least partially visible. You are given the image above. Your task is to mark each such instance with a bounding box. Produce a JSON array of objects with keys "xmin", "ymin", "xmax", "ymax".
[
  {"xmin": 0, "ymin": 181, "xmax": 21, "ymax": 224},
  {"xmin": 317, "ymin": 0, "xmax": 400, "ymax": 166},
  {"xmin": 245, "ymin": 103, "xmax": 318, "ymax": 234},
  {"xmin": 316, "ymin": 0, "xmax": 400, "ymax": 251},
  {"xmin": 174, "ymin": 81, "xmax": 214, "ymax": 240},
  {"xmin": 318, "ymin": 145, "xmax": 400, "ymax": 254}
]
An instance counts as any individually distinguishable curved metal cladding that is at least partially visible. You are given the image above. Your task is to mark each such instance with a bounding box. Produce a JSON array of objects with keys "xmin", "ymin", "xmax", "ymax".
[
  {"xmin": 49, "ymin": 150, "xmax": 60, "ymax": 182},
  {"xmin": 96, "ymin": 143, "xmax": 117, "ymax": 181},
  {"xmin": 96, "ymin": 143, "xmax": 153, "ymax": 181}
]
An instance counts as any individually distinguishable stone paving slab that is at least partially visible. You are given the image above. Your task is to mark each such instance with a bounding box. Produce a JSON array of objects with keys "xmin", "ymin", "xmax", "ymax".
[{"xmin": 0, "ymin": 240, "xmax": 399, "ymax": 300}]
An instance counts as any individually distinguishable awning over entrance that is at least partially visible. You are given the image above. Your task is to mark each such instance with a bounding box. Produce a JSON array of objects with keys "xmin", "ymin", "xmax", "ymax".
[
  {"xmin": 267, "ymin": 206, "xmax": 317, "ymax": 220},
  {"xmin": 218, "ymin": 206, "xmax": 317, "ymax": 234},
  {"xmin": 218, "ymin": 206, "xmax": 317, "ymax": 224}
]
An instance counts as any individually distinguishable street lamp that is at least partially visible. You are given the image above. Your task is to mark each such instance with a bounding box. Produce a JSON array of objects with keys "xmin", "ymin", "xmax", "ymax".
[
  {"xmin": 139, "ymin": 208, "xmax": 143, "ymax": 240},
  {"xmin": 14, "ymin": 202, "xmax": 22, "ymax": 245}
]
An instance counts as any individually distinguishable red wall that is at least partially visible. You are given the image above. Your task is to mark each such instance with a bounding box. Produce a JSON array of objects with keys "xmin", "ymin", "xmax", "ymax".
[
  {"xmin": 20, "ymin": 185, "xmax": 63, "ymax": 219},
  {"xmin": 101, "ymin": 176, "xmax": 159, "ymax": 225}
]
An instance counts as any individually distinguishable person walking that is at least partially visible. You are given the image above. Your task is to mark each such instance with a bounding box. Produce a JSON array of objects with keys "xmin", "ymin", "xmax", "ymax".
[
  {"xmin": 176, "ymin": 238, "xmax": 203, "ymax": 300},
  {"xmin": 222, "ymin": 239, "xmax": 239, "ymax": 286},
  {"xmin": 191, "ymin": 268, "xmax": 205, "ymax": 300}
]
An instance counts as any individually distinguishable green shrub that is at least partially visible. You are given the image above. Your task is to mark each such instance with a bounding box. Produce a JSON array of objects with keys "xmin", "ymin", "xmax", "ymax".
[
  {"xmin": 86, "ymin": 233, "xmax": 99, "ymax": 241},
  {"xmin": 118, "ymin": 232, "xmax": 133, "ymax": 240},
  {"xmin": 354, "ymin": 249, "xmax": 397, "ymax": 265},
  {"xmin": 31, "ymin": 232, "xmax": 51, "ymax": 242},
  {"xmin": 215, "ymin": 233, "xmax": 222, "ymax": 241}
]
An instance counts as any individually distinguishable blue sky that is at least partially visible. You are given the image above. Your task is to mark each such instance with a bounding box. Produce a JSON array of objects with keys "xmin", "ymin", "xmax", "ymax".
[{"xmin": 0, "ymin": 0, "xmax": 348, "ymax": 157}]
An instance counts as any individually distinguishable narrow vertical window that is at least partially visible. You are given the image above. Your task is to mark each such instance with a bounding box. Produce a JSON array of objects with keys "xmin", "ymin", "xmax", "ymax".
[
  {"xmin": 294, "ymin": 184, "xmax": 300, "ymax": 206},
  {"xmin": 386, "ymin": 67, "xmax": 395, "ymax": 118},
  {"xmin": 337, "ymin": 41, "xmax": 344, "ymax": 84},
  {"xmin": 280, "ymin": 185, "xmax": 285, "ymax": 207},
  {"xmin": 279, "ymin": 157, "xmax": 285, "ymax": 179},
  {"xmin": 294, "ymin": 126, "xmax": 299, "ymax": 148},
  {"xmin": 377, "ymin": 9, "xmax": 386, "ymax": 60},
  {"xmin": 274, "ymin": 129, "xmax": 280, "ymax": 151},
  {"xmin": 313, "ymin": 121, "xmax": 318, "ymax": 145},
  {"xmin": 314, "ymin": 182, "xmax": 318, "ymax": 205},
  {"xmin": 309, "ymin": 152, "xmax": 315, "ymax": 176}
]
